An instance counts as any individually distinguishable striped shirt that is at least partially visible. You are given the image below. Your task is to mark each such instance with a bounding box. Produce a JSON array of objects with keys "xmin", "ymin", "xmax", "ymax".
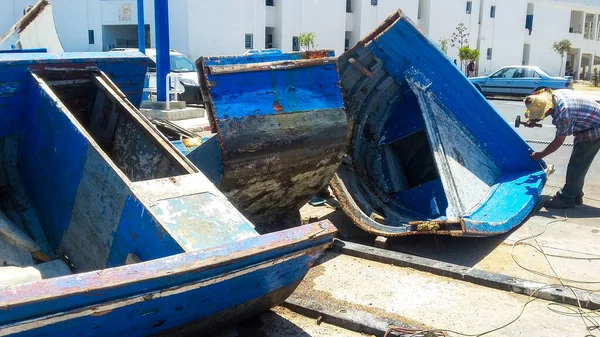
[{"xmin": 552, "ymin": 90, "xmax": 600, "ymax": 144}]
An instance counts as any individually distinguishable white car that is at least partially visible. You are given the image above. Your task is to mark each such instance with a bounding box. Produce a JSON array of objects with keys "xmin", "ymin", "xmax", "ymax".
[{"xmin": 111, "ymin": 48, "xmax": 202, "ymax": 104}]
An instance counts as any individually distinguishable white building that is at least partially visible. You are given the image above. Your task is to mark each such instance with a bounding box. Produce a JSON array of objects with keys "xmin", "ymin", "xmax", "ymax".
[{"xmin": 1, "ymin": 0, "xmax": 600, "ymax": 79}]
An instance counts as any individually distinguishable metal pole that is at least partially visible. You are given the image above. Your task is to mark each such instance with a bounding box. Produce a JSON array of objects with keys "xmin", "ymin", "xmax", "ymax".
[
  {"xmin": 137, "ymin": 0, "xmax": 145, "ymax": 54},
  {"xmin": 155, "ymin": 0, "xmax": 170, "ymax": 102}
]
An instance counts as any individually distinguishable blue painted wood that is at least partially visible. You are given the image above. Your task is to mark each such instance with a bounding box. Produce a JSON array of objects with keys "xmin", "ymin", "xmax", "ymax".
[
  {"xmin": 19, "ymin": 74, "xmax": 88, "ymax": 249},
  {"xmin": 9, "ymin": 255, "xmax": 313, "ymax": 336},
  {"xmin": 185, "ymin": 135, "xmax": 223, "ymax": 185},
  {"xmin": 0, "ymin": 48, "xmax": 47, "ymax": 54},
  {"xmin": 106, "ymin": 195, "xmax": 184, "ymax": 268},
  {"xmin": 392, "ymin": 178, "xmax": 448, "ymax": 218},
  {"xmin": 129, "ymin": 172, "xmax": 258, "ymax": 252},
  {"xmin": 366, "ymin": 14, "xmax": 539, "ymax": 173},
  {"xmin": 0, "ymin": 52, "xmax": 336, "ymax": 336},
  {"xmin": 197, "ymin": 50, "xmax": 347, "ymax": 227},
  {"xmin": 333, "ymin": 10, "xmax": 546, "ymax": 237},
  {"xmin": 1, "ymin": 222, "xmax": 335, "ymax": 336},
  {"xmin": 0, "ymin": 52, "xmax": 147, "ymax": 107},
  {"xmin": 202, "ymin": 49, "xmax": 335, "ymax": 66},
  {"xmin": 207, "ymin": 64, "xmax": 342, "ymax": 118}
]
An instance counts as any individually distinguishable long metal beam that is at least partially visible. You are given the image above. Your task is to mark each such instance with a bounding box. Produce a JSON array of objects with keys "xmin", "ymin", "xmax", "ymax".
[
  {"xmin": 154, "ymin": 0, "xmax": 170, "ymax": 101},
  {"xmin": 333, "ymin": 240, "xmax": 600, "ymax": 310},
  {"xmin": 137, "ymin": 0, "xmax": 145, "ymax": 54}
]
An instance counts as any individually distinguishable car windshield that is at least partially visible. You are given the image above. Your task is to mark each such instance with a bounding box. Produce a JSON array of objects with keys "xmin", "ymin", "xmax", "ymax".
[{"xmin": 170, "ymin": 55, "xmax": 196, "ymax": 73}]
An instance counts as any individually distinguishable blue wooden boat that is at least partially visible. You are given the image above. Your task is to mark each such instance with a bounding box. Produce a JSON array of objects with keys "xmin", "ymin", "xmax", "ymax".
[
  {"xmin": 0, "ymin": 51, "xmax": 336, "ymax": 336},
  {"xmin": 331, "ymin": 10, "xmax": 547, "ymax": 237},
  {"xmin": 179, "ymin": 49, "xmax": 347, "ymax": 228}
]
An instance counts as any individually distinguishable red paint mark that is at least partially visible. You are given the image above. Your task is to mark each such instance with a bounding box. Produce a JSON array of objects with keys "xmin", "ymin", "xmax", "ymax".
[{"xmin": 273, "ymin": 101, "xmax": 284, "ymax": 113}]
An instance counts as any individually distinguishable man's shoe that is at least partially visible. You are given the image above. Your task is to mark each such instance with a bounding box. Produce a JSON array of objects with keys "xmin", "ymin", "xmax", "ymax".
[
  {"xmin": 544, "ymin": 197, "xmax": 575, "ymax": 209},
  {"xmin": 575, "ymin": 195, "xmax": 584, "ymax": 205}
]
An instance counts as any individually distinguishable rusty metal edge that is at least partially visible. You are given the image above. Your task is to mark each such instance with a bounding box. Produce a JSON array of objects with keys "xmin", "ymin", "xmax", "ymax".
[
  {"xmin": 332, "ymin": 239, "xmax": 600, "ymax": 310},
  {"xmin": 207, "ymin": 57, "xmax": 338, "ymax": 76},
  {"xmin": 283, "ymin": 293, "xmax": 418, "ymax": 336},
  {"xmin": 343, "ymin": 10, "xmax": 403, "ymax": 55},
  {"xmin": 92, "ymin": 71, "xmax": 198, "ymax": 175},
  {"xmin": 329, "ymin": 174, "xmax": 466, "ymax": 237}
]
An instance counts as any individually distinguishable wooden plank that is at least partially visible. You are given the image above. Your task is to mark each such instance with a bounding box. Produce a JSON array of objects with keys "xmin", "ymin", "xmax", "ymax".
[
  {"xmin": 91, "ymin": 72, "xmax": 196, "ymax": 175},
  {"xmin": 208, "ymin": 57, "xmax": 338, "ymax": 75}
]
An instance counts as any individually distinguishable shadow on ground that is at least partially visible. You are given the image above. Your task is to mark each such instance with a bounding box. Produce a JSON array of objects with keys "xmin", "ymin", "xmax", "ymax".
[
  {"xmin": 209, "ymin": 310, "xmax": 311, "ymax": 337},
  {"xmin": 310, "ymin": 197, "xmax": 509, "ymax": 268},
  {"xmin": 535, "ymin": 204, "xmax": 600, "ymax": 219}
]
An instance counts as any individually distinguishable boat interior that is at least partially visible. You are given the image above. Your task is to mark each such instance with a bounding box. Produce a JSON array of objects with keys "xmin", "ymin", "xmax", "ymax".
[
  {"xmin": 0, "ymin": 54, "xmax": 261, "ymax": 288},
  {"xmin": 333, "ymin": 12, "xmax": 546, "ymax": 236}
]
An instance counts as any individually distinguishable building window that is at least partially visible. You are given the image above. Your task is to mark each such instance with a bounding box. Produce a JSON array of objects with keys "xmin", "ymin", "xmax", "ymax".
[
  {"xmin": 88, "ymin": 30, "xmax": 95, "ymax": 45},
  {"xmin": 490, "ymin": 6, "xmax": 496, "ymax": 18},
  {"xmin": 345, "ymin": 38, "xmax": 350, "ymax": 51},
  {"xmin": 525, "ymin": 14, "xmax": 533, "ymax": 35},
  {"xmin": 371, "ymin": 0, "xmax": 378, "ymax": 5},
  {"xmin": 346, "ymin": 0, "xmax": 352, "ymax": 13},
  {"xmin": 265, "ymin": 34, "xmax": 273, "ymax": 48},
  {"xmin": 292, "ymin": 36, "xmax": 300, "ymax": 51},
  {"xmin": 487, "ymin": 48, "xmax": 493, "ymax": 60},
  {"xmin": 266, "ymin": 0, "xmax": 274, "ymax": 6},
  {"xmin": 466, "ymin": 1, "xmax": 472, "ymax": 14},
  {"xmin": 245, "ymin": 34, "xmax": 253, "ymax": 49}
]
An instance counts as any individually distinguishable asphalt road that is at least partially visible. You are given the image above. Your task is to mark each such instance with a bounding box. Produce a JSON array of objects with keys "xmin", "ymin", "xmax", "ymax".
[{"xmin": 489, "ymin": 99, "xmax": 600, "ymax": 181}]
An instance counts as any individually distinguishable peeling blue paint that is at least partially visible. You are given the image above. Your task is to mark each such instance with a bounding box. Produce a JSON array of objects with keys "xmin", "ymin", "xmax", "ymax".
[{"xmin": 107, "ymin": 195, "xmax": 184, "ymax": 268}]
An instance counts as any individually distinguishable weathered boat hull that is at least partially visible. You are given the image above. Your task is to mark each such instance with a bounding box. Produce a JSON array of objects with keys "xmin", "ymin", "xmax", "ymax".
[
  {"xmin": 0, "ymin": 52, "xmax": 336, "ymax": 336},
  {"xmin": 195, "ymin": 50, "xmax": 348, "ymax": 229},
  {"xmin": 0, "ymin": 0, "xmax": 64, "ymax": 53},
  {"xmin": 1, "ymin": 223, "xmax": 333, "ymax": 337},
  {"xmin": 333, "ymin": 11, "xmax": 546, "ymax": 237}
]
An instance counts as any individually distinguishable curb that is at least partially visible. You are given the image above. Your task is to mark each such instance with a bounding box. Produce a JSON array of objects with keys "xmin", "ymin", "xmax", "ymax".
[{"xmin": 333, "ymin": 240, "xmax": 600, "ymax": 310}]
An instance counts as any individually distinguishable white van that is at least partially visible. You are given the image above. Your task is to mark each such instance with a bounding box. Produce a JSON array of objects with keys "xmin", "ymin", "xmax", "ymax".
[{"xmin": 111, "ymin": 48, "xmax": 202, "ymax": 104}]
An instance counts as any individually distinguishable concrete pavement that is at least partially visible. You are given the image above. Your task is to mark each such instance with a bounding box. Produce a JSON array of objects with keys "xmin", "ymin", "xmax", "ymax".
[{"xmin": 290, "ymin": 98, "xmax": 600, "ymax": 335}]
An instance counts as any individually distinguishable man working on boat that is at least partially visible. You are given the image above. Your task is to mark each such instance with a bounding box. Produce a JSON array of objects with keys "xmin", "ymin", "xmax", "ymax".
[{"xmin": 524, "ymin": 88, "xmax": 600, "ymax": 209}]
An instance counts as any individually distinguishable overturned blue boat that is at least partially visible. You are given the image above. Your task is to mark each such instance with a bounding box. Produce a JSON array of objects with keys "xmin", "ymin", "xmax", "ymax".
[
  {"xmin": 332, "ymin": 11, "xmax": 547, "ymax": 237},
  {"xmin": 0, "ymin": 51, "xmax": 336, "ymax": 336},
  {"xmin": 178, "ymin": 49, "xmax": 347, "ymax": 229}
]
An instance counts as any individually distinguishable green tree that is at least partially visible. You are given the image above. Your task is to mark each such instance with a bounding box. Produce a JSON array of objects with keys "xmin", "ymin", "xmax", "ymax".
[
  {"xmin": 450, "ymin": 23, "xmax": 469, "ymax": 70},
  {"xmin": 298, "ymin": 32, "xmax": 316, "ymax": 51},
  {"xmin": 552, "ymin": 39, "xmax": 572, "ymax": 76},
  {"xmin": 459, "ymin": 46, "xmax": 480, "ymax": 74},
  {"xmin": 438, "ymin": 38, "xmax": 449, "ymax": 54}
]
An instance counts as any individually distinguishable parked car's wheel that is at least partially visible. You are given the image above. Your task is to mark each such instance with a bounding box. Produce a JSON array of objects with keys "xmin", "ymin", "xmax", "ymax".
[{"xmin": 473, "ymin": 84, "xmax": 483, "ymax": 94}]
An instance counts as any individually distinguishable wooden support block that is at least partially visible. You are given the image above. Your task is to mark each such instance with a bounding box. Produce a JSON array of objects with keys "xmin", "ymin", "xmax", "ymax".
[
  {"xmin": 374, "ymin": 236, "xmax": 389, "ymax": 249},
  {"xmin": 369, "ymin": 212, "xmax": 385, "ymax": 224}
]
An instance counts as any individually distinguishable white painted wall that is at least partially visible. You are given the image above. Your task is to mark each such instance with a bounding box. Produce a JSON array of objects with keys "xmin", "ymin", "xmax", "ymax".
[
  {"xmin": 527, "ymin": 2, "xmax": 577, "ymax": 76},
  {"xmin": 353, "ymin": 0, "xmax": 418, "ymax": 38},
  {"xmin": 300, "ymin": 0, "xmax": 346, "ymax": 55},
  {"xmin": 418, "ymin": 0, "xmax": 431, "ymax": 35},
  {"xmin": 185, "ymin": 0, "xmax": 265, "ymax": 59},
  {"xmin": 425, "ymin": 0, "xmax": 481, "ymax": 64},
  {"xmin": 168, "ymin": 0, "xmax": 189, "ymax": 57},
  {"xmin": 3, "ymin": 0, "xmax": 600, "ymax": 78},
  {"xmin": 477, "ymin": 0, "xmax": 527, "ymax": 75}
]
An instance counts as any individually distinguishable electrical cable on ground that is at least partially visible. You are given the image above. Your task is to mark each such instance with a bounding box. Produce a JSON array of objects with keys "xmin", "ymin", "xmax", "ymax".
[{"xmin": 385, "ymin": 194, "xmax": 600, "ymax": 337}]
